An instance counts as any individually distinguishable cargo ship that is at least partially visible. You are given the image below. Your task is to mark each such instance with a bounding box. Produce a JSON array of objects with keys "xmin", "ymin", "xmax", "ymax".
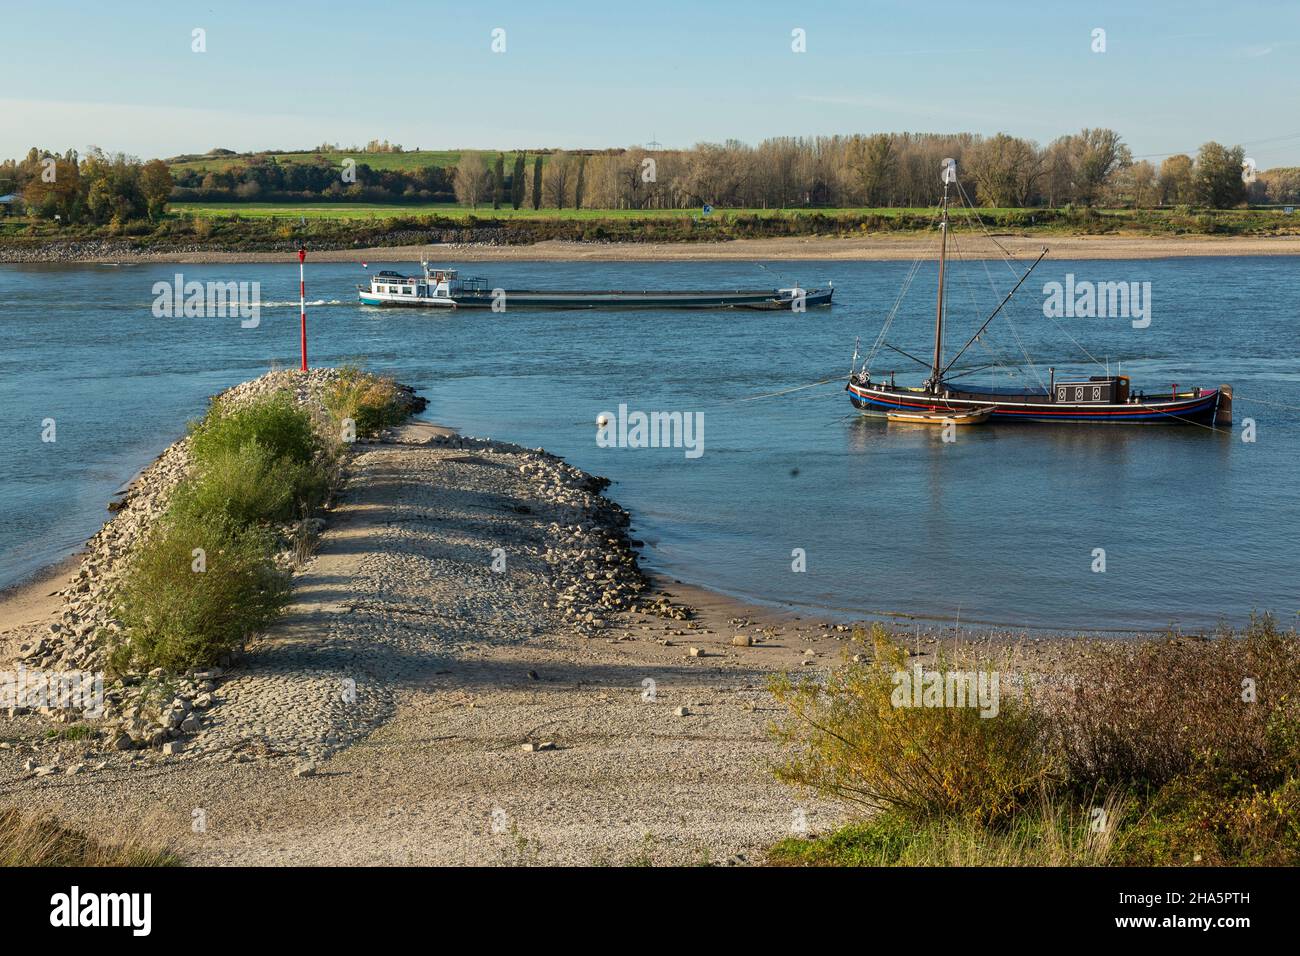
[{"xmin": 358, "ymin": 263, "xmax": 832, "ymax": 311}]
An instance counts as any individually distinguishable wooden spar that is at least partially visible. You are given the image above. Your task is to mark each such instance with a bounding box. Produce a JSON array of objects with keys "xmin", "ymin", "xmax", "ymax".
[{"xmin": 930, "ymin": 179, "xmax": 950, "ymax": 392}]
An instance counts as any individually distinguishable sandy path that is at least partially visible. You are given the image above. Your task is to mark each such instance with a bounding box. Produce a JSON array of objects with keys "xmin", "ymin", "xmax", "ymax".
[{"xmin": 0, "ymin": 424, "xmax": 847, "ymax": 865}]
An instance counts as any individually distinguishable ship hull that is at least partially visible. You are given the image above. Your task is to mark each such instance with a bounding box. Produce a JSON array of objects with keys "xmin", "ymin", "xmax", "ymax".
[
  {"xmin": 359, "ymin": 288, "xmax": 832, "ymax": 310},
  {"xmin": 847, "ymin": 381, "xmax": 1224, "ymax": 425}
]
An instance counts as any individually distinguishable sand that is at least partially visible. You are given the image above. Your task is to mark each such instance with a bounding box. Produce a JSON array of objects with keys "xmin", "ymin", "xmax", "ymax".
[{"xmin": 32, "ymin": 233, "xmax": 1300, "ymax": 265}]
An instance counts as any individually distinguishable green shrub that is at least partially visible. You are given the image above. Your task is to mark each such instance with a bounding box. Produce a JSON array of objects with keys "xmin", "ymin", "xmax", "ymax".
[
  {"xmin": 171, "ymin": 440, "xmax": 329, "ymax": 527},
  {"xmin": 189, "ymin": 390, "xmax": 319, "ymax": 468},
  {"xmin": 770, "ymin": 627, "xmax": 1053, "ymax": 826},
  {"xmin": 322, "ymin": 366, "xmax": 408, "ymax": 439},
  {"xmin": 112, "ymin": 509, "xmax": 290, "ymax": 673}
]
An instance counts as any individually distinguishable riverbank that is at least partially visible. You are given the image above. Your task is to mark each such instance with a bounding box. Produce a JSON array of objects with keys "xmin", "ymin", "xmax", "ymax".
[
  {"xmin": 0, "ymin": 371, "xmax": 1111, "ymax": 864},
  {"xmin": 5, "ymin": 233, "xmax": 1300, "ymax": 264}
]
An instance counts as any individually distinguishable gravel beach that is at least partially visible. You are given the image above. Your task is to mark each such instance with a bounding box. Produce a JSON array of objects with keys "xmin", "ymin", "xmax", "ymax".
[{"xmin": 0, "ymin": 371, "xmax": 1143, "ymax": 865}]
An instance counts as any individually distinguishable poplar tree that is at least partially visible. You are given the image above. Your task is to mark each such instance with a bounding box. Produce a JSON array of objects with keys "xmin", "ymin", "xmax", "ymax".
[{"xmin": 511, "ymin": 152, "xmax": 526, "ymax": 209}]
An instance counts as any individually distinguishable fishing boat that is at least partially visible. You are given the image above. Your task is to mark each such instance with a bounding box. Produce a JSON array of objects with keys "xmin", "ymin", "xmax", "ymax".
[
  {"xmin": 358, "ymin": 263, "xmax": 833, "ymax": 311},
  {"xmin": 846, "ymin": 159, "xmax": 1232, "ymax": 427}
]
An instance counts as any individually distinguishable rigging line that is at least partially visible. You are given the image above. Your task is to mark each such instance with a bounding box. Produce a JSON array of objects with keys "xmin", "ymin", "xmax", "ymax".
[
  {"xmin": 881, "ymin": 341, "xmax": 935, "ymax": 369},
  {"xmin": 961, "ymin": 179, "xmax": 1107, "ymax": 374},
  {"xmin": 733, "ymin": 376, "xmax": 842, "ymax": 402},
  {"xmin": 947, "ymin": 231, "xmax": 1024, "ymax": 380},
  {"xmin": 954, "ymin": 178, "xmax": 1021, "ymax": 277},
  {"xmin": 565, "ymin": 373, "xmax": 844, "ymax": 425},
  {"xmin": 864, "ymin": 210, "xmax": 941, "ymax": 370},
  {"xmin": 1039, "ymin": 309, "xmax": 1110, "ymax": 372},
  {"xmin": 865, "ymin": 256, "xmax": 922, "ymax": 366},
  {"xmin": 940, "ymin": 247, "xmax": 1049, "ymax": 378},
  {"xmin": 1232, "ymin": 395, "xmax": 1300, "ymax": 413}
]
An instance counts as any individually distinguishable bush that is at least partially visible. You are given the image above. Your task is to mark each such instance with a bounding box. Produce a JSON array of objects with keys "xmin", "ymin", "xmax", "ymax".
[
  {"xmin": 171, "ymin": 440, "xmax": 330, "ymax": 527},
  {"xmin": 770, "ymin": 627, "xmax": 1053, "ymax": 826},
  {"xmin": 1052, "ymin": 616, "xmax": 1300, "ymax": 789},
  {"xmin": 112, "ymin": 509, "xmax": 291, "ymax": 673},
  {"xmin": 189, "ymin": 390, "xmax": 319, "ymax": 468},
  {"xmin": 322, "ymin": 366, "xmax": 408, "ymax": 439},
  {"xmin": 771, "ymin": 620, "xmax": 1300, "ymax": 866}
]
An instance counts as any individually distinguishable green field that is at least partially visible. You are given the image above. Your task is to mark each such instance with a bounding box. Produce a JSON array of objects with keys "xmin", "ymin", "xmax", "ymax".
[{"xmin": 167, "ymin": 149, "xmax": 467, "ymax": 174}]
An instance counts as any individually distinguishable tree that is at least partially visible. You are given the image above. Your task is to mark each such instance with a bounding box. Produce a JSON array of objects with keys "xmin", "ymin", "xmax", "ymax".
[
  {"xmin": 492, "ymin": 153, "xmax": 505, "ymax": 210},
  {"xmin": 543, "ymin": 151, "xmax": 573, "ymax": 208},
  {"xmin": 511, "ymin": 152, "xmax": 526, "ymax": 209},
  {"xmin": 1194, "ymin": 142, "xmax": 1247, "ymax": 208},
  {"xmin": 140, "ymin": 159, "xmax": 173, "ymax": 219},
  {"xmin": 573, "ymin": 155, "xmax": 586, "ymax": 209},
  {"xmin": 453, "ymin": 151, "xmax": 491, "ymax": 207},
  {"xmin": 966, "ymin": 134, "xmax": 1043, "ymax": 207},
  {"xmin": 532, "ymin": 155, "xmax": 543, "ymax": 210},
  {"xmin": 1071, "ymin": 128, "xmax": 1129, "ymax": 206},
  {"xmin": 1158, "ymin": 154, "xmax": 1194, "ymax": 205},
  {"xmin": 849, "ymin": 134, "xmax": 896, "ymax": 206}
]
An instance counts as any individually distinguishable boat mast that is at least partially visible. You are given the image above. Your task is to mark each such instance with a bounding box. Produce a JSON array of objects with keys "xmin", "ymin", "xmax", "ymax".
[{"xmin": 931, "ymin": 159, "xmax": 956, "ymax": 393}]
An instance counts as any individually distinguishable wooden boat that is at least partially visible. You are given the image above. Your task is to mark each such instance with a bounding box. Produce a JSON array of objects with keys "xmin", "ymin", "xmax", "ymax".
[
  {"xmin": 883, "ymin": 406, "xmax": 993, "ymax": 425},
  {"xmin": 359, "ymin": 264, "xmax": 833, "ymax": 311},
  {"xmin": 846, "ymin": 159, "xmax": 1232, "ymax": 428}
]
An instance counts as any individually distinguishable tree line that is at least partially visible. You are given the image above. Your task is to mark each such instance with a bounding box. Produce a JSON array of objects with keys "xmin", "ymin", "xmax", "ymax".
[
  {"xmin": 1, "ymin": 148, "xmax": 173, "ymax": 224},
  {"xmin": 168, "ymin": 153, "xmax": 457, "ymax": 203},
  {"xmin": 454, "ymin": 131, "xmax": 1299, "ymax": 211}
]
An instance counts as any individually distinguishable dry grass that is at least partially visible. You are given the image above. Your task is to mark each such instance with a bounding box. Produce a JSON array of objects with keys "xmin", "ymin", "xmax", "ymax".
[
  {"xmin": 1053, "ymin": 615, "xmax": 1300, "ymax": 788},
  {"xmin": 0, "ymin": 808, "xmax": 179, "ymax": 867}
]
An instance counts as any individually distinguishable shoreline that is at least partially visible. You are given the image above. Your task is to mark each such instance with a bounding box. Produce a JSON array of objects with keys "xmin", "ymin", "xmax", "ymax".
[
  {"xmin": 5, "ymin": 234, "xmax": 1300, "ymax": 264},
  {"xmin": 0, "ymin": 378, "xmax": 1259, "ymax": 864}
]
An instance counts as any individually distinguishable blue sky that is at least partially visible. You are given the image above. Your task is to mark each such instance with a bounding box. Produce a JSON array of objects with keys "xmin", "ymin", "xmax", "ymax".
[{"xmin": 3, "ymin": 0, "xmax": 1298, "ymax": 166}]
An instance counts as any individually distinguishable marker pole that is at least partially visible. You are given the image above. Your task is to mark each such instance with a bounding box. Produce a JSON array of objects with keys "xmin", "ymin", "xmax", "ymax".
[{"xmin": 298, "ymin": 247, "xmax": 307, "ymax": 371}]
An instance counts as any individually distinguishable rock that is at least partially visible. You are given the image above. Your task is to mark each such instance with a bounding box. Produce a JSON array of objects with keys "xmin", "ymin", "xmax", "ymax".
[
  {"xmin": 293, "ymin": 762, "xmax": 317, "ymax": 778},
  {"xmin": 688, "ymin": 647, "xmax": 704, "ymax": 657},
  {"xmin": 34, "ymin": 765, "xmax": 59, "ymax": 777},
  {"xmin": 17, "ymin": 639, "xmax": 45, "ymax": 660},
  {"xmin": 731, "ymin": 634, "xmax": 753, "ymax": 647},
  {"xmin": 65, "ymin": 764, "xmax": 85, "ymax": 775},
  {"xmin": 674, "ymin": 706, "xmax": 691, "ymax": 717},
  {"xmin": 161, "ymin": 741, "xmax": 183, "ymax": 756},
  {"xmin": 110, "ymin": 732, "xmax": 133, "ymax": 751},
  {"xmin": 179, "ymin": 714, "xmax": 202, "ymax": 733},
  {"xmin": 521, "ymin": 741, "xmax": 556, "ymax": 752}
]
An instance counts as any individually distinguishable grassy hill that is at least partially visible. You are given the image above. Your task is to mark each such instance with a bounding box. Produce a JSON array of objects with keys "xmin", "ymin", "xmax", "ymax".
[{"xmin": 166, "ymin": 149, "xmax": 469, "ymax": 174}]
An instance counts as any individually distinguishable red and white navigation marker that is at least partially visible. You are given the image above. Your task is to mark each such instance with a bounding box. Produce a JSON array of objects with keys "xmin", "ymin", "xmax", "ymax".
[{"xmin": 298, "ymin": 247, "xmax": 308, "ymax": 371}]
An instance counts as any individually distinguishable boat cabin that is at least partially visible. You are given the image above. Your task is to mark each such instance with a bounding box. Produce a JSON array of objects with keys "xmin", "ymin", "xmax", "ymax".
[
  {"xmin": 1051, "ymin": 375, "xmax": 1130, "ymax": 404},
  {"xmin": 362, "ymin": 264, "xmax": 488, "ymax": 303}
]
